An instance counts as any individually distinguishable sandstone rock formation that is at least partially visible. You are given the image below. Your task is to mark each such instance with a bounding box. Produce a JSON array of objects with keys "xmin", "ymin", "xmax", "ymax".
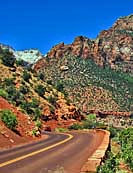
[{"xmin": 34, "ymin": 14, "xmax": 133, "ymax": 73}]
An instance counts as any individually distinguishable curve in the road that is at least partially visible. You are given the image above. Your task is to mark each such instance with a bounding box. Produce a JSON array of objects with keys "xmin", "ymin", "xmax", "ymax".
[
  {"xmin": 0, "ymin": 131, "xmax": 105, "ymax": 173},
  {"xmin": 0, "ymin": 133, "xmax": 73, "ymax": 168}
]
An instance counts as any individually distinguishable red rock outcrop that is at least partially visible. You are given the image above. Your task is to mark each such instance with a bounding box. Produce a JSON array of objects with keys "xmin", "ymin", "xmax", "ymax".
[
  {"xmin": 89, "ymin": 109, "xmax": 131, "ymax": 117},
  {"xmin": 42, "ymin": 98, "xmax": 85, "ymax": 122},
  {"xmin": 34, "ymin": 14, "xmax": 133, "ymax": 73}
]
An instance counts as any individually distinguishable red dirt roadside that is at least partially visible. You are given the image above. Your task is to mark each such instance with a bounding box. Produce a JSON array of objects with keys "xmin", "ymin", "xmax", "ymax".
[{"xmin": 0, "ymin": 97, "xmax": 46, "ymax": 149}]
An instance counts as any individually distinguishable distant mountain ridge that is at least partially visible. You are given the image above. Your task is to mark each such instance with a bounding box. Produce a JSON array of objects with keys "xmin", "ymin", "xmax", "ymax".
[
  {"xmin": 14, "ymin": 49, "xmax": 43, "ymax": 64},
  {"xmin": 0, "ymin": 44, "xmax": 43, "ymax": 64},
  {"xmin": 32, "ymin": 14, "xmax": 133, "ymax": 113},
  {"xmin": 34, "ymin": 14, "xmax": 133, "ymax": 74},
  {"xmin": 1, "ymin": 14, "xmax": 133, "ymax": 73}
]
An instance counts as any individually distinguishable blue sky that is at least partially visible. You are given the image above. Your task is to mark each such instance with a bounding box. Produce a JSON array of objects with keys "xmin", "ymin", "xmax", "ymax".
[{"xmin": 0, "ymin": 0, "xmax": 132, "ymax": 53}]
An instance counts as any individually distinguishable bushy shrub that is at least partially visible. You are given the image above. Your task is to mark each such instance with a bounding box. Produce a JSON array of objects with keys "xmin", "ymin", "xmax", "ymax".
[
  {"xmin": 49, "ymin": 106, "xmax": 55, "ymax": 114},
  {"xmin": 6, "ymin": 86, "xmax": 16, "ymax": 96},
  {"xmin": 47, "ymin": 95, "xmax": 57, "ymax": 106},
  {"xmin": 82, "ymin": 120, "xmax": 97, "ymax": 129},
  {"xmin": 47, "ymin": 80, "xmax": 52, "ymax": 85},
  {"xmin": 97, "ymin": 152, "xmax": 119, "ymax": 173},
  {"xmin": 55, "ymin": 127, "xmax": 68, "ymax": 132},
  {"xmin": 108, "ymin": 126, "xmax": 119, "ymax": 138},
  {"xmin": 20, "ymin": 101, "xmax": 33, "ymax": 114},
  {"xmin": 69, "ymin": 123, "xmax": 83, "ymax": 130},
  {"xmin": 5, "ymin": 86, "xmax": 24, "ymax": 106},
  {"xmin": 0, "ymin": 48, "xmax": 15, "ymax": 67},
  {"xmin": 82, "ymin": 113, "xmax": 97, "ymax": 129},
  {"xmin": 0, "ymin": 109, "xmax": 18, "ymax": 130},
  {"xmin": 20, "ymin": 99, "xmax": 41, "ymax": 120},
  {"xmin": 30, "ymin": 98, "xmax": 40, "ymax": 107},
  {"xmin": 31, "ymin": 128, "xmax": 40, "ymax": 137},
  {"xmin": 86, "ymin": 114, "xmax": 96, "ymax": 121},
  {"xmin": 22, "ymin": 70, "xmax": 31, "ymax": 82},
  {"xmin": 0, "ymin": 89, "xmax": 8, "ymax": 98},
  {"xmin": 4, "ymin": 78, "xmax": 14, "ymax": 86},
  {"xmin": 34, "ymin": 108, "xmax": 41, "ymax": 120},
  {"xmin": 35, "ymin": 120, "xmax": 42, "ymax": 128},
  {"xmin": 55, "ymin": 80, "xmax": 64, "ymax": 92},
  {"xmin": 118, "ymin": 128, "xmax": 133, "ymax": 170},
  {"xmin": 19, "ymin": 85, "xmax": 29, "ymax": 94},
  {"xmin": 35, "ymin": 84, "xmax": 46, "ymax": 97},
  {"xmin": 55, "ymin": 80, "xmax": 68, "ymax": 97},
  {"xmin": 38, "ymin": 73, "xmax": 44, "ymax": 80},
  {"xmin": 15, "ymin": 59, "xmax": 26, "ymax": 66}
]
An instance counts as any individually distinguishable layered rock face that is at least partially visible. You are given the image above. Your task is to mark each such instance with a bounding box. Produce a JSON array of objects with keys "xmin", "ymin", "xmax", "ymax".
[
  {"xmin": 47, "ymin": 36, "xmax": 93, "ymax": 60},
  {"xmin": 34, "ymin": 14, "xmax": 133, "ymax": 73}
]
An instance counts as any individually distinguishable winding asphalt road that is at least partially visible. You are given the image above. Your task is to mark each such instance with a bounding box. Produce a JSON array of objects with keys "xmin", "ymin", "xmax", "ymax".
[{"xmin": 0, "ymin": 131, "xmax": 104, "ymax": 173}]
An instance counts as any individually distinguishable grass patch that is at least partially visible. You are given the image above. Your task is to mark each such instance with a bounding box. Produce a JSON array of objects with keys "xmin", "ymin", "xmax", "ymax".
[{"xmin": 55, "ymin": 127, "xmax": 68, "ymax": 133}]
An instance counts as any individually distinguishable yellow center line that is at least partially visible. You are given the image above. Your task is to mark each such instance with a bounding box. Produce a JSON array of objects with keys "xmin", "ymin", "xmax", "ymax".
[{"xmin": 0, "ymin": 133, "xmax": 73, "ymax": 168}]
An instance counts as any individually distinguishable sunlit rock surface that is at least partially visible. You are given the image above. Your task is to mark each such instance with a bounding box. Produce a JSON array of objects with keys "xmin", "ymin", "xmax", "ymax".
[{"xmin": 14, "ymin": 49, "xmax": 43, "ymax": 64}]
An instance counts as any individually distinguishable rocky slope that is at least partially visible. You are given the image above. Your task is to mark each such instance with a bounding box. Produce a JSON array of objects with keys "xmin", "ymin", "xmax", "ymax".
[
  {"xmin": 0, "ymin": 97, "xmax": 36, "ymax": 139},
  {"xmin": 33, "ymin": 14, "xmax": 133, "ymax": 113},
  {"xmin": 0, "ymin": 46, "xmax": 83, "ymax": 121},
  {"xmin": 0, "ymin": 47, "xmax": 84, "ymax": 148},
  {"xmin": 34, "ymin": 14, "xmax": 133, "ymax": 74},
  {"xmin": 34, "ymin": 55, "xmax": 133, "ymax": 113}
]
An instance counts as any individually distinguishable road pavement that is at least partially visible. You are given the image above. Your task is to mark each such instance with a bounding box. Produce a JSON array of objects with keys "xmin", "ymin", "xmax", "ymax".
[{"xmin": 0, "ymin": 131, "xmax": 104, "ymax": 173}]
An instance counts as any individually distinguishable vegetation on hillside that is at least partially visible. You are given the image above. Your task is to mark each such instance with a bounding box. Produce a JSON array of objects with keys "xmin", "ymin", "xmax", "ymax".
[
  {"xmin": 118, "ymin": 128, "xmax": 133, "ymax": 170},
  {"xmin": 38, "ymin": 55, "xmax": 133, "ymax": 112},
  {"xmin": 97, "ymin": 127, "xmax": 133, "ymax": 173},
  {"xmin": 0, "ymin": 47, "xmax": 81, "ymax": 132},
  {"xmin": 0, "ymin": 109, "xmax": 18, "ymax": 130},
  {"xmin": 0, "ymin": 47, "xmax": 15, "ymax": 67},
  {"xmin": 69, "ymin": 114, "xmax": 105, "ymax": 130}
]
